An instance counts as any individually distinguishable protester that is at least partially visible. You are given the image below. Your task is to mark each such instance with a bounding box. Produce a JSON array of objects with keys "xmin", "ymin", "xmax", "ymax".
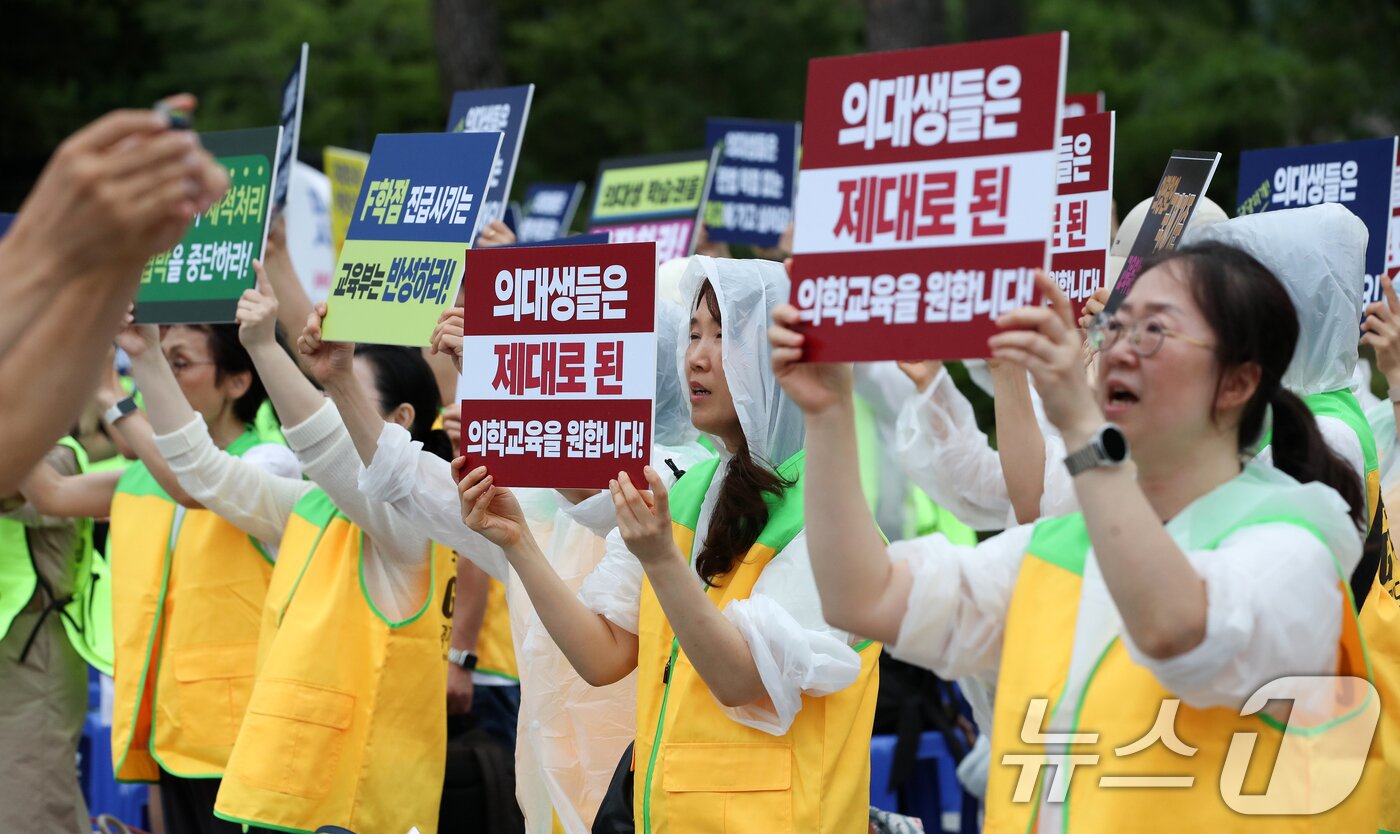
[
  {"xmin": 458, "ymin": 256, "xmax": 879, "ymax": 833},
  {"xmin": 0, "ymin": 436, "xmax": 101, "ymax": 832},
  {"xmin": 773, "ymin": 247, "xmax": 1377, "ymax": 829},
  {"xmin": 130, "ymin": 267, "xmax": 463, "ymax": 833},
  {"xmin": 0, "ymin": 95, "xmax": 227, "ymax": 493},
  {"xmin": 342, "ymin": 296, "xmax": 710, "ymax": 832}
]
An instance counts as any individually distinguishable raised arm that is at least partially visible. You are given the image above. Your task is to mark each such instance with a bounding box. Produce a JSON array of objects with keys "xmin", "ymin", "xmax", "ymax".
[
  {"xmin": 259, "ymin": 217, "xmax": 315, "ymax": 376},
  {"xmin": 298, "ymin": 301, "xmax": 382, "ymax": 465},
  {"xmin": 769, "ymin": 305, "xmax": 911, "ymax": 644},
  {"xmin": 458, "ymin": 461, "xmax": 639, "ymax": 687},
  {"xmin": 17, "ymin": 459, "xmax": 122, "ymax": 519},
  {"xmin": 0, "ymin": 96, "xmax": 227, "ymax": 493},
  {"xmin": 608, "ymin": 467, "xmax": 771, "ymax": 708},
  {"xmin": 113, "ymin": 323, "xmax": 206, "ymax": 509},
  {"xmin": 991, "ymin": 363, "xmax": 1048, "ymax": 524}
]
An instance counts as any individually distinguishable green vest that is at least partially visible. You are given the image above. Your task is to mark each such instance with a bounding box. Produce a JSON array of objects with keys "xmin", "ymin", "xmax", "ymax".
[
  {"xmin": 1303, "ymin": 389, "xmax": 1380, "ymax": 521},
  {"xmin": 0, "ymin": 437, "xmax": 114, "ymax": 674}
]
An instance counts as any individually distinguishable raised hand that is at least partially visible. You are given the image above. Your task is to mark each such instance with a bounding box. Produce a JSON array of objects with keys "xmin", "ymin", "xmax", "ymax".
[
  {"xmin": 455, "ymin": 458, "xmax": 527, "ymax": 548},
  {"xmin": 610, "ymin": 467, "xmax": 680, "ymax": 565},
  {"xmin": 768, "ymin": 303, "xmax": 854, "ymax": 416},
  {"xmin": 297, "ymin": 301, "xmax": 354, "ymax": 385},
  {"xmin": 988, "ymin": 270, "xmax": 1102, "ymax": 442},
  {"xmin": 430, "ymin": 307, "xmax": 465, "ymax": 374},
  {"xmin": 235, "ymin": 261, "xmax": 280, "ymax": 349}
]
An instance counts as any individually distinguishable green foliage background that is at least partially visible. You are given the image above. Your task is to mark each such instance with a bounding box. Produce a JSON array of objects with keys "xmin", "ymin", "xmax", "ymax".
[{"xmin": 3, "ymin": 0, "xmax": 1396, "ymax": 216}]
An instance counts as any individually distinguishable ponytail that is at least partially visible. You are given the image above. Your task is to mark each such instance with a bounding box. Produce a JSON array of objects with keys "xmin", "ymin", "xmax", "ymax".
[
  {"xmin": 695, "ymin": 442, "xmax": 794, "ymax": 587},
  {"xmin": 1268, "ymin": 389, "xmax": 1366, "ymax": 528},
  {"xmin": 1154, "ymin": 241, "xmax": 1368, "ymax": 530}
]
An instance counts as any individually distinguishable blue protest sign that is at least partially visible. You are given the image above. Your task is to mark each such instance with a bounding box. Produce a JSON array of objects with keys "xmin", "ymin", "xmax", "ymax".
[
  {"xmin": 324, "ymin": 131, "xmax": 503, "ymax": 345},
  {"xmin": 518, "ymin": 182, "xmax": 585, "ymax": 242},
  {"xmin": 703, "ymin": 118, "xmax": 800, "ymax": 248},
  {"xmin": 1238, "ymin": 137, "xmax": 1398, "ymax": 303},
  {"xmin": 447, "ymin": 85, "xmax": 535, "ymax": 241},
  {"xmin": 0, "ymin": 213, "xmax": 13, "ymax": 239},
  {"xmin": 272, "ymin": 42, "xmax": 309, "ymax": 215}
]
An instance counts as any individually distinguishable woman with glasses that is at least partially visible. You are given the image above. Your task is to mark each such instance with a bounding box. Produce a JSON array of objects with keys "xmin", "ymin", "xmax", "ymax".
[
  {"xmin": 18, "ymin": 319, "xmax": 302, "ymax": 833},
  {"xmin": 771, "ymin": 243, "xmax": 1379, "ymax": 831}
]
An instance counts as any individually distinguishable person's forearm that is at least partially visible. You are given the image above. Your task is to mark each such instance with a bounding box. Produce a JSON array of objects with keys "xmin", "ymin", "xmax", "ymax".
[
  {"xmin": 452, "ymin": 557, "xmax": 490, "ymax": 652},
  {"xmin": 102, "ymin": 411, "xmax": 202, "ymax": 508},
  {"xmin": 1071, "ymin": 463, "xmax": 1207, "ymax": 658},
  {"xmin": 993, "ymin": 369, "xmax": 1047, "ymax": 524},
  {"xmin": 642, "ymin": 552, "xmax": 766, "ymax": 707},
  {"xmin": 0, "ymin": 265, "xmax": 140, "ymax": 492},
  {"xmin": 18, "ymin": 463, "xmax": 119, "ymax": 519},
  {"xmin": 502, "ymin": 532, "xmax": 637, "ymax": 686},
  {"xmin": 127, "ymin": 344, "xmax": 198, "ymax": 435},
  {"xmin": 324, "ymin": 373, "xmax": 388, "ymax": 465},
  {"xmin": 803, "ymin": 400, "xmax": 909, "ymax": 644},
  {"xmin": 0, "ymin": 236, "xmax": 63, "ymax": 360},
  {"xmin": 245, "ymin": 341, "xmax": 326, "ymax": 429},
  {"xmin": 263, "ymin": 252, "xmax": 314, "ymax": 373}
]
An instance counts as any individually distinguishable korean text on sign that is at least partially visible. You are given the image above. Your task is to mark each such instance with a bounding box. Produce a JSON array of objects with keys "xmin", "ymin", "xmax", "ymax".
[
  {"xmin": 588, "ymin": 150, "xmax": 714, "ymax": 265},
  {"xmin": 458, "ymin": 241, "xmax": 658, "ymax": 488},
  {"xmin": 324, "ymin": 130, "xmax": 502, "ymax": 347},
  {"xmin": 1049, "ymin": 112, "xmax": 1115, "ymax": 315},
  {"xmin": 790, "ymin": 32, "xmax": 1067, "ymax": 361},
  {"xmin": 704, "ymin": 117, "xmax": 801, "ymax": 247}
]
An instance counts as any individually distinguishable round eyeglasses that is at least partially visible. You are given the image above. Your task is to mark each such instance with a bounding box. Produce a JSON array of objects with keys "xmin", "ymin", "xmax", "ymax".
[{"xmin": 1086, "ymin": 313, "xmax": 1213, "ymax": 357}]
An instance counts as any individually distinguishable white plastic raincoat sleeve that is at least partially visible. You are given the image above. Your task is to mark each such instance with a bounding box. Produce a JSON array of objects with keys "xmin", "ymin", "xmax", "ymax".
[
  {"xmin": 1121, "ymin": 522, "xmax": 1341, "ymax": 710},
  {"xmin": 885, "ymin": 525, "xmax": 1031, "ymax": 680},
  {"xmin": 153, "ymin": 413, "xmax": 310, "ymax": 552},
  {"xmin": 720, "ymin": 531, "xmax": 863, "ymax": 735},
  {"xmin": 894, "ymin": 371, "xmax": 1078, "ymax": 529},
  {"xmin": 356, "ymin": 419, "xmax": 510, "ymax": 582}
]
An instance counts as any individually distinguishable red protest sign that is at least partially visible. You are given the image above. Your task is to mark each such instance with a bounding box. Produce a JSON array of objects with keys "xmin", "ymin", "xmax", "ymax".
[
  {"xmin": 1051, "ymin": 112, "xmax": 1115, "ymax": 317},
  {"xmin": 1064, "ymin": 91, "xmax": 1105, "ymax": 118},
  {"xmin": 790, "ymin": 32, "xmax": 1067, "ymax": 361},
  {"xmin": 458, "ymin": 241, "xmax": 657, "ymax": 488}
]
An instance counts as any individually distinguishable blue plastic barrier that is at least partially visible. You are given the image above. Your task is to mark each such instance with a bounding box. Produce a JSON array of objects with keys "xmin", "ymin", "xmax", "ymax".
[
  {"xmin": 870, "ymin": 731, "xmax": 979, "ymax": 833},
  {"xmin": 79, "ymin": 669, "xmax": 149, "ymax": 829}
]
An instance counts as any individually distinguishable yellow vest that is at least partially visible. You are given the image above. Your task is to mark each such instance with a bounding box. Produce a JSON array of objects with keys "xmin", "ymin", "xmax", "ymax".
[
  {"xmin": 477, "ymin": 575, "xmax": 518, "ymax": 682},
  {"xmin": 215, "ymin": 488, "xmax": 455, "ymax": 834},
  {"xmin": 987, "ymin": 488, "xmax": 1379, "ymax": 833},
  {"xmin": 109, "ymin": 431, "xmax": 273, "ymax": 782},
  {"xmin": 633, "ymin": 452, "xmax": 880, "ymax": 834}
]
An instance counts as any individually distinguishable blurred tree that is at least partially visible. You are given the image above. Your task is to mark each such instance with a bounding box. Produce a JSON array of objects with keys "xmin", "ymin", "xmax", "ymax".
[
  {"xmin": 865, "ymin": 0, "xmax": 945, "ymax": 51},
  {"xmin": 434, "ymin": 0, "xmax": 506, "ymax": 108}
]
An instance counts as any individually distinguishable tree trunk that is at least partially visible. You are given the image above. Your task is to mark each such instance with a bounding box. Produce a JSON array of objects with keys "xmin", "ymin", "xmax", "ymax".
[
  {"xmin": 432, "ymin": 0, "xmax": 506, "ymax": 105},
  {"xmin": 966, "ymin": 0, "xmax": 1024, "ymax": 41},
  {"xmin": 864, "ymin": 0, "xmax": 947, "ymax": 51}
]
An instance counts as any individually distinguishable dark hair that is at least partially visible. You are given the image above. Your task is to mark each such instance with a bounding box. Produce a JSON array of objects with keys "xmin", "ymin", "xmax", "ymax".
[
  {"xmin": 692, "ymin": 280, "xmax": 795, "ymax": 586},
  {"xmin": 1141, "ymin": 242, "xmax": 1365, "ymax": 528},
  {"xmin": 185, "ymin": 324, "xmax": 269, "ymax": 425},
  {"xmin": 353, "ymin": 345, "xmax": 453, "ymax": 461}
]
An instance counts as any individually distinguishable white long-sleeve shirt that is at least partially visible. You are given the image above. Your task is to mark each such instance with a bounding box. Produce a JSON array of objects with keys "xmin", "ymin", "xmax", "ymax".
[
  {"xmin": 153, "ymin": 402, "xmax": 432, "ymax": 621},
  {"xmin": 578, "ymin": 452, "xmax": 863, "ymax": 736}
]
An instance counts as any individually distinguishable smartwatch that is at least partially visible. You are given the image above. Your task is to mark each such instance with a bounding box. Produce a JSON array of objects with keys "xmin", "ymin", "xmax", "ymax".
[
  {"xmin": 448, "ymin": 648, "xmax": 478, "ymax": 671},
  {"xmin": 1064, "ymin": 423, "xmax": 1130, "ymax": 476},
  {"xmin": 103, "ymin": 396, "xmax": 139, "ymax": 426}
]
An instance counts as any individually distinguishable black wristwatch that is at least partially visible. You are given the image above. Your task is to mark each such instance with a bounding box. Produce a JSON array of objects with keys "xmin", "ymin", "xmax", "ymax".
[
  {"xmin": 103, "ymin": 396, "xmax": 139, "ymax": 425},
  {"xmin": 1064, "ymin": 423, "xmax": 1130, "ymax": 476},
  {"xmin": 448, "ymin": 648, "xmax": 478, "ymax": 671}
]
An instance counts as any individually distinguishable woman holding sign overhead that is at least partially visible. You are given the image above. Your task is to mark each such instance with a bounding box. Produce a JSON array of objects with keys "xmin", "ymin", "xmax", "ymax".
[
  {"xmin": 457, "ymin": 255, "xmax": 879, "ymax": 834},
  {"xmin": 773, "ymin": 246, "xmax": 1380, "ymax": 831}
]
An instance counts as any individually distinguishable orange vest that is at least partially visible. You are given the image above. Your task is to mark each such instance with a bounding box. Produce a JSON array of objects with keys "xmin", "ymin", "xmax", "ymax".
[
  {"xmin": 215, "ymin": 488, "xmax": 455, "ymax": 834},
  {"xmin": 109, "ymin": 431, "xmax": 273, "ymax": 781},
  {"xmin": 633, "ymin": 452, "xmax": 880, "ymax": 834}
]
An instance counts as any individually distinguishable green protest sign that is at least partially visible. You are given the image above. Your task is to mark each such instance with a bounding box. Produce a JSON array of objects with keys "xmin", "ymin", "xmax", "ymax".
[{"xmin": 135, "ymin": 127, "xmax": 282, "ymax": 324}]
